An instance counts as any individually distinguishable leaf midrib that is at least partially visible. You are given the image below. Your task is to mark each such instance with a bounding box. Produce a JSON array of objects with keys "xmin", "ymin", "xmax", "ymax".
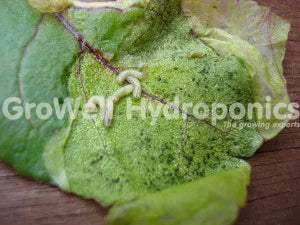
[{"xmin": 54, "ymin": 12, "xmax": 235, "ymax": 136}]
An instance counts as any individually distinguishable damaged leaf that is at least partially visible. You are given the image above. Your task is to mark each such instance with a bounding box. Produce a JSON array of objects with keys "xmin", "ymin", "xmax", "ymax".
[
  {"xmin": 0, "ymin": 1, "xmax": 290, "ymax": 225},
  {"xmin": 107, "ymin": 167, "xmax": 250, "ymax": 225},
  {"xmin": 182, "ymin": 0, "xmax": 291, "ymax": 140}
]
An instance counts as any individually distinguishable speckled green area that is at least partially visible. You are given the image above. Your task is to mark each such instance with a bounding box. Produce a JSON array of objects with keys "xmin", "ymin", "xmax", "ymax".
[
  {"xmin": 43, "ymin": 0, "xmax": 263, "ymax": 205},
  {"xmin": 45, "ymin": 31, "xmax": 262, "ymax": 204}
]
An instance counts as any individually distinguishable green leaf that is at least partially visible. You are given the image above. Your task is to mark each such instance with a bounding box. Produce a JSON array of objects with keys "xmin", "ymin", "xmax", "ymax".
[
  {"xmin": 43, "ymin": 34, "xmax": 262, "ymax": 204},
  {"xmin": 107, "ymin": 166, "xmax": 250, "ymax": 225},
  {"xmin": 0, "ymin": 0, "xmax": 79, "ymax": 180},
  {"xmin": 1, "ymin": 1, "xmax": 284, "ymax": 225},
  {"xmin": 62, "ymin": 0, "xmax": 183, "ymax": 56},
  {"xmin": 182, "ymin": 0, "xmax": 291, "ymax": 140},
  {"xmin": 64, "ymin": 7, "xmax": 145, "ymax": 54}
]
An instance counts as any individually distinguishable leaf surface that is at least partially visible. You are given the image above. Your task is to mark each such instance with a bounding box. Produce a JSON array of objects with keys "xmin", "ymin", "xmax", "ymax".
[
  {"xmin": 0, "ymin": 1, "xmax": 290, "ymax": 225},
  {"xmin": 182, "ymin": 0, "xmax": 291, "ymax": 140},
  {"xmin": 107, "ymin": 167, "xmax": 250, "ymax": 225},
  {"xmin": 0, "ymin": 0, "xmax": 79, "ymax": 180},
  {"xmin": 44, "ymin": 35, "xmax": 261, "ymax": 204}
]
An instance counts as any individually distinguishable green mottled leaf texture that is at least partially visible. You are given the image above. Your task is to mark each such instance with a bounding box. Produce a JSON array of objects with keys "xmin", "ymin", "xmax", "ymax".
[{"xmin": 43, "ymin": 12, "xmax": 261, "ymax": 221}]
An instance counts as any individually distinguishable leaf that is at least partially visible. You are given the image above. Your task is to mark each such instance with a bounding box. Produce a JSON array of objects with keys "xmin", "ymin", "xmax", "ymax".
[
  {"xmin": 62, "ymin": 0, "xmax": 183, "ymax": 56},
  {"xmin": 182, "ymin": 0, "xmax": 291, "ymax": 140},
  {"xmin": 44, "ymin": 118, "xmax": 76, "ymax": 189},
  {"xmin": 0, "ymin": 0, "xmax": 79, "ymax": 180},
  {"xmin": 1, "ymin": 1, "xmax": 280, "ymax": 225},
  {"xmin": 64, "ymin": 7, "xmax": 145, "ymax": 54},
  {"xmin": 107, "ymin": 166, "xmax": 250, "ymax": 225},
  {"xmin": 28, "ymin": 0, "xmax": 70, "ymax": 13},
  {"xmin": 43, "ymin": 38, "xmax": 262, "ymax": 205}
]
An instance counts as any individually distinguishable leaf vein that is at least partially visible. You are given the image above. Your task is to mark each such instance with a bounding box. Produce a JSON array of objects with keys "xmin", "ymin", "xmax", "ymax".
[{"xmin": 16, "ymin": 15, "xmax": 45, "ymax": 130}]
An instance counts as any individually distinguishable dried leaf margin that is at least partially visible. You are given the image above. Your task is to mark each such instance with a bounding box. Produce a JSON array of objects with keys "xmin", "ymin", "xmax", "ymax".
[
  {"xmin": 182, "ymin": 0, "xmax": 291, "ymax": 140},
  {"xmin": 28, "ymin": 0, "xmax": 150, "ymax": 12}
]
